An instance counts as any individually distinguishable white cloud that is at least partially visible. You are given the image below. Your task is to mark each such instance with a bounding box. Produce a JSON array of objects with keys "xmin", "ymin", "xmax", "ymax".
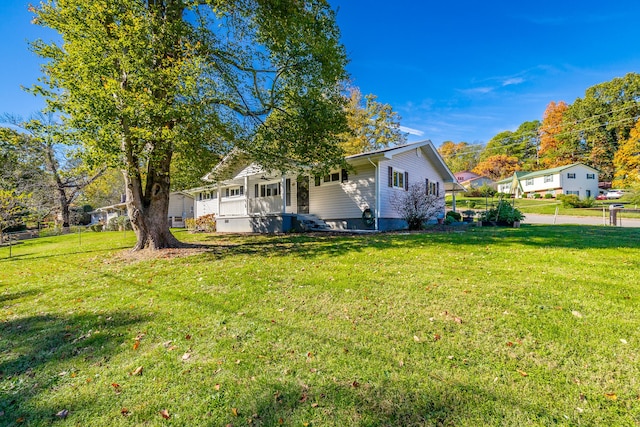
[
  {"xmin": 459, "ymin": 86, "xmax": 495, "ymax": 95},
  {"xmin": 399, "ymin": 126, "xmax": 424, "ymax": 136},
  {"xmin": 502, "ymin": 77, "xmax": 524, "ymax": 86}
]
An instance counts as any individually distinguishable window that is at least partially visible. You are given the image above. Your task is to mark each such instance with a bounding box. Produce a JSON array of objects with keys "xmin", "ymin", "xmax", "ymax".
[
  {"xmin": 425, "ymin": 179, "xmax": 439, "ymax": 195},
  {"xmin": 316, "ymin": 169, "xmax": 348, "ymax": 186},
  {"xmin": 259, "ymin": 182, "xmax": 280, "ymax": 197},
  {"xmin": 388, "ymin": 167, "xmax": 408, "ymax": 190},
  {"xmin": 544, "ymin": 175, "xmax": 553, "ymax": 183},
  {"xmin": 567, "ymin": 173, "xmax": 576, "ymax": 179},
  {"xmin": 324, "ymin": 172, "xmax": 340, "ymax": 183},
  {"xmin": 525, "ymin": 178, "xmax": 534, "ymax": 186},
  {"xmin": 565, "ymin": 190, "xmax": 579, "ymax": 196},
  {"xmin": 586, "ymin": 173, "xmax": 595, "ymax": 180},
  {"xmin": 224, "ymin": 186, "xmax": 244, "ymax": 197}
]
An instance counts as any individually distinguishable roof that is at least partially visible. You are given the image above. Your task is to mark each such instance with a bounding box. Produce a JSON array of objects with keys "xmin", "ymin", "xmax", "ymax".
[{"xmin": 495, "ymin": 163, "xmax": 599, "ymax": 185}]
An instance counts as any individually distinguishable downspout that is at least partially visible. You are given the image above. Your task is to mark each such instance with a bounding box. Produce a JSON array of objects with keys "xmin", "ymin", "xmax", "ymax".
[
  {"xmin": 367, "ymin": 158, "xmax": 379, "ymax": 230},
  {"xmin": 281, "ymin": 174, "xmax": 286, "ymax": 214}
]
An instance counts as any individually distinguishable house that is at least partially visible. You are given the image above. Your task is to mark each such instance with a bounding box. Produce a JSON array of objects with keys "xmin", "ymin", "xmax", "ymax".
[
  {"xmin": 186, "ymin": 140, "xmax": 463, "ymax": 233},
  {"xmin": 495, "ymin": 163, "xmax": 600, "ymax": 199},
  {"xmin": 454, "ymin": 171, "xmax": 494, "ymax": 189},
  {"xmin": 90, "ymin": 192, "xmax": 194, "ymax": 228}
]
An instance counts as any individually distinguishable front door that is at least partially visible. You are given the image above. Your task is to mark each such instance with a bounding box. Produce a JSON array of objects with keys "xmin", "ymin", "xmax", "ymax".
[{"xmin": 296, "ymin": 176, "xmax": 309, "ymax": 214}]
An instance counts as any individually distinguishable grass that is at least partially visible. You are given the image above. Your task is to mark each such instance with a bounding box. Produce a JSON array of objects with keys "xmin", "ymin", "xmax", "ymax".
[
  {"xmin": 451, "ymin": 195, "xmax": 640, "ymax": 218},
  {"xmin": 1, "ymin": 227, "xmax": 639, "ymax": 426}
]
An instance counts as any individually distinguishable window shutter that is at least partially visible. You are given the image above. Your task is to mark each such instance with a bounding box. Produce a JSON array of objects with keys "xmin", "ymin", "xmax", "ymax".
[
  {"xmin": 436, "ymin": 182, "xmax": 440, "ymax": 196},
  {"xmin": 286, "ymin": 179, "xmax": 291, "ymax": 206},
  {"xmin": 260, "ymin": 185, "xmax": 265, "ymax": 197},
  {"xmin": 404, "ymin": 171, "xmax": 409, "ymax": 191},
  {"xmin": 225, "ymin": 188, "xmax": 229, "ymax": 197},
  {"xmin": 240, "ymin": 186, "xmax": 244, "ymax": 195},
  {"xmin": 314, "ymin": 176, "xmax": 321, "ymax": 187},
  {"xmin": 388, "ymin": 166, "xmax": 393, "ymax": 187},
  {"xmin": 425, "ymin": 179, "xmax": 429, "ymax": 195},
  {"xmin": 341, "ymin": 168, "xmax": 348, "ymax": 182},
  {"xmin": 254, "ymin": 184, "xmax": 259, "ymax": 198}
]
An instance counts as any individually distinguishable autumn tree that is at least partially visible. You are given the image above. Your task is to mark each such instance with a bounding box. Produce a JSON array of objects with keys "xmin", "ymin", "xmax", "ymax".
[
  {"xmin": 437, "ymin": 141, "xmax": 481, "ymax": 173},
  {"xmin": 479, "ymin": 121, "xmax": 540, "ymax": 168},
  {"xmin": 31, "ymin": 0, "xmax": 348, "ymax": 250},
  {"xmin": 472, "ymin": 154, "xmax": 520, "ymax": 181},
  {"xmin": 538, "ymin": 101, "xmax": 573, "ymax": 167},
  {"xmin": 563, "ymin": 73, "xmax": 640, "ymax": 180},
  {"xmin": 613, "ymin": 119, "xmax": 640, "ymax": 188},
  {"xmin": 339, "ymin": 86, "xmax": 405, "ymax": 156}
]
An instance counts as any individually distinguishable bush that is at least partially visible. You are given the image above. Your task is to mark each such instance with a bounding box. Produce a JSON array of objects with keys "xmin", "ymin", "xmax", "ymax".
[
  {"xmin": 479, "ymin": 200, "xmax": 524, "ymax": 225},
  {"xmin": 106, "ymin": 216, "xmax": 132, "ymax": 231},
  {"xmin": 465, "ymin": 184, "xmax": 496, "ymax": 198},
  {"xmin": 533, "ymin": 193, "xmax": 542, "ymax": 199},
  {"xmin": 544, "ymin": 193, "xmax": 554, "ymax": 199},
  {"xmin": 446, "ymin": 211, "xmax": 462, "ymax": 222},
  {"xmin": 185, "ymin": 218, "xmax": 196, "ymax": 230},
  {"xmin": 194, "ymin": 214, "xmax": 216, "ymax": 232},
  {"xmin": 391, "ymin": 183, "xmax": 443, "ymax": 230},
  {"xmin": 90, "ymin": 224, "xmax": 104, "ymax": 232},
  {"xmin": 557, "ymin": 194, "xmax": 594, "ymax": 208}
]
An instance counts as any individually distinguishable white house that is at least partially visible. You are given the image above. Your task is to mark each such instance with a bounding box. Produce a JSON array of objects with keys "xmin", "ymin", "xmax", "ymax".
[
  {"xmin": 495, "ymin": 163, "xmax": 600, "ymax": 199},
  {"xmin": 186, "ymin": 140, "xmax": 463, "ymax": 233},
  {"xmin": 90, "ymin": 192, "xmax": 194, "ymax": 228}
]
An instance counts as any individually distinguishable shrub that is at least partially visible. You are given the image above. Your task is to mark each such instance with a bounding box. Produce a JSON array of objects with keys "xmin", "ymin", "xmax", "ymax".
[
  {"xmin": 194, "ymin": 214, "xmax": 216, "ymax": 232},
  {"xmin": 533, "ymin": 193, "xmax": 542, "ymax": 199},
  {"xmin": 465, "ymin": 184, "xmax": 496, "ymax": 198},
  {"xmin": 446, "ymin": 211, "xmax": 462, "ymax": 222},
  {"xmin": 544, "ymin": 193, "xmax": 554, "ymax": 199},
  {"xmin": 391, "ymin": 183, "xmax": 443, "ymax": 230},
  {"xmin": 557, "ymin": 194, "xmax": 594, "ymax": 208},
  {"xmin": 90, "ymin": 224, "xmax": 104, "ymax": 232},
  {"xmin": 106, "ymin": 216, "xmax": 132, "ymax": 231},
  {"xmin": 479, "ymin": 200, "xmax": 524, "ymax": 225},
  {"xmin": 185, "ymin": 218, "xmax": 196, "ymax": 230}
]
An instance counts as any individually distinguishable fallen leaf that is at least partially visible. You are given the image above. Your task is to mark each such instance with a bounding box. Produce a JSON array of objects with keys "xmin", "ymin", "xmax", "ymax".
[
  {"xmin": 133, "ymin": 340, "xmax": 140, "ymax": 351},
  {"xmin": 571, "ymin": 310, "xmax": 583, "ymax": 318},
  {"xmin": 55, "ymin": 409, "xmax": 69, "ymax": 419},
  {"xmin": 516, "ymin": 369, "xmax": 528, "ymax": 377},
  {"xmin": 111, "ymin": 383, "xmax": 121, "ymax": 394},
  {"xmin": 620, "ymin": 339, "xmax": 628, "ymax": 344},
  {"xmin": 231, "ymin": 407, "xmax": 239, "ymax": 417},
  {"xmin": 131, "ymin": 366, "xmax": 143, "ymax": 376},
  {"xmin": 454, "ymin": 317, "xmax": 462, "ymax": 324},
  {"xmin": 604, "ymin": 393, "xmax": 617, "ymax": 401},
  {"xmin": 311, "ymin": 403, "xmax": 319, "ymax": 408},
  {"xmin": 351, "ymin": 381, "xmax": 360, "ymax": 388},
  {"xmin": 278, "ymin": 418, "xmax": 284, "ymax": 424},
  {"xmin": 182, "ymin": 352, "xmax": 191, "ymax": 361},
  {"xmin": 433, "ymin": 334, "xmax": 441, "ymax": 341},
  {"xmin": 163, "ymin": 340, "xmax": 173, "ymax": 347},
  {"xmin": 214, "ymin": 383, "xmax": 221, "ymax": 390},
  {"xmin": 506, "ymin": 341, "xmax": 514, "ymax": 347},
  {"xmin": 16, "ymin": 417, "xmax": 25, "ymax": 423},
  {"xmin": 120, "ymin": 408, "xmax": 130, "ymax": 416},
  {"xmin": 413, "ymin": 335, "xmax": 420, "ymax": 342},
  {"xmin": 160, "ymin": 409, "xmax": 170, "ymax": 419},
  {"xmin": 185, "ymin": 334, "xmax": 191, "ymax": 340},
  {"xmin": 299, "ymin": 393, "xmax": 308, "ymax": 402}
]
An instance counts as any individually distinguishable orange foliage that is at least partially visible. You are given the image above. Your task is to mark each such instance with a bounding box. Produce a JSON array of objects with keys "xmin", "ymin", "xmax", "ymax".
[
  {"xmin": 539, "ymin": 101, "xmax": 569, "ymax": 167},
  {"xmin": 472, "ymin": 154, "xmax": 520, "ymax": 180}
]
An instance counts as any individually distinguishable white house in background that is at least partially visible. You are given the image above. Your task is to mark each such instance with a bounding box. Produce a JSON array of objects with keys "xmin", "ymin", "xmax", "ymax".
[
  {"xmin": 90, "ymin": 191, "xmax": 194, "ymax": 228},
  {"xmin": 495, "ymin": 163, "xmax": 600, "ymax": 199},
  {"xmin": 186, "ymin": 140, "xmax": 463, "ymax": 233}
]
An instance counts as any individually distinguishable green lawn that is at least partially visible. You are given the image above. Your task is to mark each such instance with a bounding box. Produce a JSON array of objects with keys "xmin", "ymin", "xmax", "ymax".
[{"xmin": 1, "ymin": 227, "xmax": 639, "ymax": 426}]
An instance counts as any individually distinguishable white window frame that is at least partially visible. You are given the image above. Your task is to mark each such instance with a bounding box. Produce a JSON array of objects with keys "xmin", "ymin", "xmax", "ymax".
[
  {"xmin": 525, "ymin": 178, "xmax": 534, "ymax": 186},
  {"xmin": 544, "ymin": 175, "xmax": 553, "ymax": 183},
  {"xmin": 392, "ymin": 169, "xmax": 405, "ymax": 189},
  {"xmin": 224, "ymin": 186, "xmax": 244, "ymax": 198}
]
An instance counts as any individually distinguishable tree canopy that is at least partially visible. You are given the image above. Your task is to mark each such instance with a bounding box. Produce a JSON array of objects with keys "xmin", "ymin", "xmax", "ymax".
[{"xmin": 31, "ymin": 0, "xmax": 348, "ymax": 250}]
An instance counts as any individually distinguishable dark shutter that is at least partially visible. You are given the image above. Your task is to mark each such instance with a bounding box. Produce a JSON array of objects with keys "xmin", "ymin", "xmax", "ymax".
[
  {"xmin": 255, "ymin": 184, "xmax": 259, "ymax": 198},
  {"xmin": 425, "ymin": 179, "xmax": 429, "ymax": 195},
  {"xmin": 388, "ymin": 166, "xmax": 393, "ymax": 187},
  {"xmin": 225, "ymin": 188, "xmax": 229, "ymax": 197},
  {"xmin": 436, "ymin": 182, "xmax": 440, "ymax": 196},
  {"xmin": 341, "ymin": 168, "xmax": 348, "ymax": 182},
  {"xmin": 314, "ymin": 176, "xmax": 321, "ymax": 186},
  {"xmin": 404, "ymin": 171, "xmax": 409, "ymax": 191},
  {"xmin": 240, "ymin": 186, "xmax": 244, "ymax": 195},
  {"xmin": 286, "ymin": 179, "xmax": 291, "ymax": 206}
]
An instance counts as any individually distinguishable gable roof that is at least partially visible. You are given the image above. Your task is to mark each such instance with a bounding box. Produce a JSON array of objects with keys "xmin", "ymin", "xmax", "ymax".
[{"xmin": 495, "ymin": 163, "xmax": 599, "ymax": 185}]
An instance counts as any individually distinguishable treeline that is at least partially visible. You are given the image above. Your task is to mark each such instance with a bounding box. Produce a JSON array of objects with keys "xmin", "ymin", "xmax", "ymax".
[{"xmin": 438, "ymin": 72, "xmax": 640, "ymax": 187}]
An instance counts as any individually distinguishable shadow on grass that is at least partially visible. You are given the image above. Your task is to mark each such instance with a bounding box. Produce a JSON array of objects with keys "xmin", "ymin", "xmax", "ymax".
[
  {"xmin": 0, "ymin": 310, "xmax": 149, "ymax": 423},
  {"xmin": 192, "ymin": 224, "xmax": 639, "ymax": 262}
]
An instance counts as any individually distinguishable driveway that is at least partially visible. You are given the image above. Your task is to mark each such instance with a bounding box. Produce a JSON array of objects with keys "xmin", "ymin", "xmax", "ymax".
[{"xmin": 523, "ymin": 213, "xmax": 640, "ymax": 228}]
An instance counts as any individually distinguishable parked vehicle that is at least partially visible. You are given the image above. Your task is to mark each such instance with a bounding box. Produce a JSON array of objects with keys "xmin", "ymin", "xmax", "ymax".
[
  {"xmin": 605, "ymin": 190, "xmax": 624, "ymax": 199},
  {"xmin": 596, "ymin": 194, "xmax": 607, "ymax": 200},
  {"xmin": 609, "ymin": 203, "xmax": 624, "ymax": 209}
]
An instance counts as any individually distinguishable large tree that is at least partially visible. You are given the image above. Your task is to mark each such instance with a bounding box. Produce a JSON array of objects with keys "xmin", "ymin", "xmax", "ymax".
[
  {"xmin": 538, "ymin": 101, "xmax": 574, "ymax": 168},
  {"xmin": 472, "ymin": 154, "xmax": 520, "ymax": 181},
  {"xmin": 339, "ymin": 86, "xmax": 405, "ymax": 156},
  {"xmin": 479, "ymin": 121, "xmax": 540, "ymax": 169},
  {"xmin": 437, "ymin": 141, "xmax": 481, "ymax": 173},
  {"xmin": 31, "ymin": 0, "xmax": 348, "ymax": 250},
  {"xmin": 613, "ymin": 119, "xmax": 640, "ymax": 188}
]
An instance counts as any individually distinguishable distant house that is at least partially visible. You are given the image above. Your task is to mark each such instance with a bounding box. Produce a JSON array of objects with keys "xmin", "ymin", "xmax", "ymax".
[
  {"xmin": 90, "ymin": 192, "xmax": 194, "ymax": 228},
  {"xmin": 495, "ymin": 163, "xmax": 600, "ymax": 199},
  {"xmin": 453, "ymin": 171, "xmax": 494, "ymax": 189},
  {"xmin": 186, "ymin": 140, "xmax": 463, "ymax": 233}
]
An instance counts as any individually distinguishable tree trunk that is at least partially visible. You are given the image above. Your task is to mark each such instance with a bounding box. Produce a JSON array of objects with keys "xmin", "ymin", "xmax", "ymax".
[{"xmin": 124, "ymin": 153, "xmax": 182, "ymax": 251}]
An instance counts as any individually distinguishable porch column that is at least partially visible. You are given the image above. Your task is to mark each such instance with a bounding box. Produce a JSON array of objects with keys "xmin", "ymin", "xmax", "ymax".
[
  {"xmin": 452, "ymin": 191, "xmax": 457, "ymax": 212},
  {"xmin": 217, "ymin": 187, "xmax": 222, "ymax": 216},
  {"xmin": 281, "ymin": 174, "xmax": 286, "ymax": 214},
  {"xmin": 244, "ymin": 176, "xmax": 249, "ymax": 215}
]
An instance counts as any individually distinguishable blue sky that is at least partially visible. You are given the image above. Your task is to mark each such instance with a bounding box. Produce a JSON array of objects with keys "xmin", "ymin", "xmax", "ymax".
[{"xmin": 2, "ymin": 1, "xmax": 640, "ymax": 146}]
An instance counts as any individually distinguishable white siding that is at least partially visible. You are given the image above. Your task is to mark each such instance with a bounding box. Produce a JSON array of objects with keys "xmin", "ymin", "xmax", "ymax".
[
  {"xmin": 378, "ymin": 147, "xmax": 445, "ymax": 218},
  {"xmin": 559, "ymin": 165, "xmax": 599, "ymax": 198},
  {"xmin": 168, "ymin": 193, "xmax": 194, "ymax": 219},
  {"xmin": 309, "ymin": 165, "xmax": 375, "ymax": 219}
]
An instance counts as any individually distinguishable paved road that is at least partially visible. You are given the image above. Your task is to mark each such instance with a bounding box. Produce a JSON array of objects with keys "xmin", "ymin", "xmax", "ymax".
[{"xmin": 523, "ymin": 213, "xmax": 640, "ymax": 228}]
